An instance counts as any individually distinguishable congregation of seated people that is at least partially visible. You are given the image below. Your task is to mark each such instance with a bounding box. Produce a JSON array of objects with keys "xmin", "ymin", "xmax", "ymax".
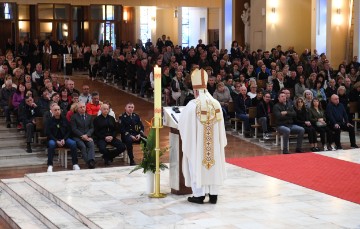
[
  {"xmin": 0, "ymin": 50, "xmax": 145, "ymax": 171},
  {"xmin": 0, "ymin": 36, "xmax": 360, "ymax": 160}
]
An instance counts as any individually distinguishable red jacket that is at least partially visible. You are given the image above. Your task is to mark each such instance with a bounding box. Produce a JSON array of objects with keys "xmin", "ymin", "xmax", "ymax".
[{"xmin": 86, "ymin": 102, "xmax": 101, "ymax": 116}]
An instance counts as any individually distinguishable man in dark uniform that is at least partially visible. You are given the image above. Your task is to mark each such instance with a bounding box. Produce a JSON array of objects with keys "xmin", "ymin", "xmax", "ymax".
[{"xmin": 119, "ymin": 102, "xmax": 146, "ymax": 166}]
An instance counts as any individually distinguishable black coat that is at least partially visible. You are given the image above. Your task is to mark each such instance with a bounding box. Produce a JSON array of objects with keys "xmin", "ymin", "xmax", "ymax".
[
  {"xmin": 93, "ymin": 115, "xmax": 117, "ymax": 140},
  {"xmin": 234, "ymin": 95, "xmax": 252, "ymax": 115},
  {"xmin": 47, "ymin": 116, "xmax": 71, "ymax": 141},
  {"xmin": 256, "ymin": 101, "xmax": 273, "ymax": 118},
  {"xmin": 294, "ymin": 107, "xmax": 310, "ymax": 127},
  {"xmin": 21, "ymin": 103, "xmax": 41, "ymax": 125},
  {"xmin": 273, "ymin": 102, "xmax": 296, "ymax": 126}
]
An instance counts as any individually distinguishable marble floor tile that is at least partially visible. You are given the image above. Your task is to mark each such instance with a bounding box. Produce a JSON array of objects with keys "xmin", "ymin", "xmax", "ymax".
[
  {"xmin": 17, "ymin": 155, "xmax": 360, "ymax": 229},
  {"xmin": 0, "ymin": 189, "xmax": 48, "ymax": 229},
  {"xmin": 315, "ymin": 148, "xmax": 360, "ymax": 163}
]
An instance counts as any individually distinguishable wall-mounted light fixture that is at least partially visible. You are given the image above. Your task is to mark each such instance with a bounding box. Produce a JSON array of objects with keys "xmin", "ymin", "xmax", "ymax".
[
  {"xmin": 84, "ymin": 21, "xmax": 89, "ymax": 30},
  {"xmin": 174, "ymin": 7, "xmax": 178, "ymax": 18},
  {"xmin": 149, "ymin": 7, "xmax": 157, "ymax": 29},
  {"xmin": 62, "ymin": 23, "xmax": 68, "ymax": 38},
  {"xmin": 123, "ymin": 11, "xmax": 128, "ymax": 23},
  {"xmin": 18, "ymin": 21, "xmax": 24, "ymax": 31},
  {"xmin": 269, "ymin": 0, "xmax": 278, "ymax": 24},
  {"xmin": 333, "ymin": 0, "xmax": 342, "ymax": 26}
]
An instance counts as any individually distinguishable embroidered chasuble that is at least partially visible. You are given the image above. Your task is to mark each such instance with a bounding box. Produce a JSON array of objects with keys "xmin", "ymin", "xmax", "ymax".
[{"xmin": 178, "ymin": 98, "xmax": 227, "ymax": 189}]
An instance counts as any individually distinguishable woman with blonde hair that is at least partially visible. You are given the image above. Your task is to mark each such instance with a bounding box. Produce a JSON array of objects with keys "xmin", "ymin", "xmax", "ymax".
[
  {"xmin": 213, "ymin": 82, "xmax": 232, "ymax": 120},
  {"xmin": 303, "ymin": 89, "xmax": 313, "ymax": 109},
  {"xmin": 66, "ymin": 102, "xmax": 79, "ymax": 122}
]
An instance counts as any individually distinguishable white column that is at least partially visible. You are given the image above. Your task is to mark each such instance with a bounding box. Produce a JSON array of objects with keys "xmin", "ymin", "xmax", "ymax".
[
  {"xmin": 177, "ymin": 7, "xmax": 182, "ymax": 47},
  {"xmin": 224, "ymin": 0, "xmax": 233, "ymax": 51},
  {"xmin": 326, "ymin": 0, "xmax": 333, "ymax": 61},
  {"xmin": 353, "ymin": 0, "xmax": 360, "ymax": 57},
  {"xmin": 219, "ymin": 1, "xmax": 225, "ymax": 50},
  {"xmin": 311, "ymin": 0, "xmax": 328, "ymax": 54}
]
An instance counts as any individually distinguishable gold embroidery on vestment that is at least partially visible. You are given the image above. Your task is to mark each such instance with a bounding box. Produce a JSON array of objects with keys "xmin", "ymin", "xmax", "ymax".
[{"xmin": 195, "ymin": 99, "xmax": 217, "ymax": 169}]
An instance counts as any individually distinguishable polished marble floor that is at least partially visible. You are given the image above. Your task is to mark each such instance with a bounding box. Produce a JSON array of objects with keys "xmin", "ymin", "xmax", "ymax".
[{"xmin": 1, "ymin": 149, "xmax": 358, "ymax": 229}]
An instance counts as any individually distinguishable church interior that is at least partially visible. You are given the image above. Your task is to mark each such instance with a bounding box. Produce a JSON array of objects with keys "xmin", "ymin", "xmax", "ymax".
[{"xmin": 0, "ymin": 0, "xmax": 360, "ymax": 228}]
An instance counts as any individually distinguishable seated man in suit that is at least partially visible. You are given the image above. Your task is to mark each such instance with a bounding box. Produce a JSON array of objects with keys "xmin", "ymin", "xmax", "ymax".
[
  {"xmin": 71, "ymin": 102, "xmax": 96, "ymax": 169},
  {"xmin": 94, "ymin": 103, "xmax": 126, "ymax": 165},
  {"xmin": 119, "ymin": 102, "xmax": 145, "ymax": 166},
  {"xmin": 46, "ymin": 104, "xmax": 80, "ymax": 172}
]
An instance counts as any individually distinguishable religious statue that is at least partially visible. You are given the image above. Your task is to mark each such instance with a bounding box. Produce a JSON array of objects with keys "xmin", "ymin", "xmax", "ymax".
[{"xmin": 241, "ymin": 2, "xmax": 250, "ymax": 47}]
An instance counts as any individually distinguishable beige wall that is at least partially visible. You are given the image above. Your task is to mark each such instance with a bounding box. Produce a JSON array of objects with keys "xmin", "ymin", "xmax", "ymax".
[
  {"xmin": 326, "ymin": 0, "xmax": 350, "ymax": 66},
  {"xmin": 208, "ymin": 8, "xmax": 220, "ymax": 30},
  {"xmin": 310, "ymin": 0, "xmax": 317, "ymax": 53},
  {"xmin": 155, "ymin": 9, "xmax": 178, "ymax": 45},
  {"xmin": 354, "ymin": 0, "xmax": 360, "ymax": 57},
  {"xmin": 249, "ymin": 0, "xmax": 266, "ymax": 51},
  {"xmin": 265, "ymin": 0, "xmax": 312, "ymax": 53}
]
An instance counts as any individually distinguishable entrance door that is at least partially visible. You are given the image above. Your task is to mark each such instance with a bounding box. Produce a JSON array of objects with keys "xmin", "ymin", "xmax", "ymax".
[{"xmin": 0, "ymin": 21, "xmax": 14, "ymax": 53}]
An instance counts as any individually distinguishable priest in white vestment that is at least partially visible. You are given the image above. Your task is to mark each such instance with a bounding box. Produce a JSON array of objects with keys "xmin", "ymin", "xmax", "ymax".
[{"xmin": 178, "ymin": 69, "xmax": 227, "ymax": 204}]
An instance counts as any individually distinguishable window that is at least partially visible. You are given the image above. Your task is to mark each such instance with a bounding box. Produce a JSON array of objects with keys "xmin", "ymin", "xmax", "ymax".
[
  {"xmin": 182, "ymin": 7, "xmax": 190, "ymax": 47},
  {"xmin": 18, "ymin": 5, "xmax": 30, "ymax": 39},
  {"xmin": 0, "ymin": 3, "xmax": 15, "ymax": 19},
  {"xmin": 19, "ymin": 21, "xmax": 30, "ymax": 38},
  {"xmin": 39, "ymin": 22, "xmax": 53, "ymax": 41},
  {"xmin": 55, "ymin": 22, "xmax": 69, "ymax": 40},
  {"xmin": 91, "ymin": 5, "xmax": 105, "ymax": 20},
  {"xmin": 90, "ymin": 5, "xmax": 119, "ymax": 48},
  {"xmin": 18, "ymin": 5, "xmax": 30, "ymax": 20},
  {"xmin": 54, "ymin": 4, "xmax": 69, "ymax": 20},
  {"xmin": 140, "ymin": 6, "xmax": 155, "ymax": 45},
  {"xmin": 38, "ymin": 4, "xmax": 53, "ymax": 19},
  {"xmin": 72, "ymin": 7, "xmax": 84, "ymax": 43}
]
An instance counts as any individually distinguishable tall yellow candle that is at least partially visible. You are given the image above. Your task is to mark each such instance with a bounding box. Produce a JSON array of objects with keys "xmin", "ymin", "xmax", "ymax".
[{"xmin": 154, "ymin": 65, "xmax": 162, "ymax": 127}]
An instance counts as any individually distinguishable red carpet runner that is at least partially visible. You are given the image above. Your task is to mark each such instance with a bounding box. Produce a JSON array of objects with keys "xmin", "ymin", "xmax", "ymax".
[{"xmin": 226, "ymin": 153, "xmax": 360, "ymax": 204}]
